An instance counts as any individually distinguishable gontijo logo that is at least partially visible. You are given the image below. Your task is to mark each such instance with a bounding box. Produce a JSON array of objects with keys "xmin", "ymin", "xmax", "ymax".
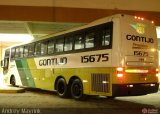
[{"xmin": 130, "ymin": 23, "xmax": 145, "ymax": 34}]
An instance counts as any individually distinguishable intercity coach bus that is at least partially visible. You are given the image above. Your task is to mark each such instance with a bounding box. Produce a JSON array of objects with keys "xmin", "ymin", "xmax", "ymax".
[{"xmin": 1, "ymin": 14, "xmax": 159, "ymax": 99}]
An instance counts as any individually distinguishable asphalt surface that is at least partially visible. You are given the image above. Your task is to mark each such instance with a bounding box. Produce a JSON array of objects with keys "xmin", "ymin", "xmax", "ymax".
[{"xmin": 0, "ymin": 88, "xmax": 159, "ymax": 114}]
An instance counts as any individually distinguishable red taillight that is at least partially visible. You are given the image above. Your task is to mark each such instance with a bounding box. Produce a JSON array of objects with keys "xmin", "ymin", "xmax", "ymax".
[{"xmin": 117, "ymin": 67, "xmax": 124, "ymax": 78}]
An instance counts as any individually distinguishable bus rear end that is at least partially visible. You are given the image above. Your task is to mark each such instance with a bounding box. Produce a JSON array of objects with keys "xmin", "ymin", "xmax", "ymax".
[{"xmin": 112, "ymin": 15, "xmax": 159, "ymax": 96}]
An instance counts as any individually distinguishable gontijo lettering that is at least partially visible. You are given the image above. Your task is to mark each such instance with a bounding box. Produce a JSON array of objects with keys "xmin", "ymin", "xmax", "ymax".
[
  {"xmin": 39, "ymin": 57, "xmax": 67, "ymax": 66},
  {"xmin": 126, "ymin": 34, "xmax": 154, "ymax": 43}
]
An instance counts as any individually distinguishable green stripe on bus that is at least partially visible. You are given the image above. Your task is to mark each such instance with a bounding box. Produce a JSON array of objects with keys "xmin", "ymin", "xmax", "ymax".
[{"xmin": 15, "ymin": 59, "xmax": 35, "ymax": 87}]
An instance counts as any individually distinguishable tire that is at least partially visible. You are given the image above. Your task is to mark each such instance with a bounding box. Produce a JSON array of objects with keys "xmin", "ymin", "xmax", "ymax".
[
  {"xmin": 71, "ymin": 78, "xmax": 85, "ymax": 100},
  {"xmin": 10, "ymin": 76, "xmax": 16, "ymax": 86},
  {"xmin": 56, "ymin": 78, "xmax": 68, "ymax": 98}
]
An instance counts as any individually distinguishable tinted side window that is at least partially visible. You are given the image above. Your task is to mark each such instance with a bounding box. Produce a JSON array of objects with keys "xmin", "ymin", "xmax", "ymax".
[
  {"xmin": 11, "ymin": 48, "xmax": 15, "ymax": 59},
  {"xmin": 5, "ymin": 49, "xmax": 10, "ymax": 57},
  {"xmin": 48, "ymin": 40, "xmax": 55, "ymax": 54},
  {"xmin": 102, "ymin": 29, "xmax": 111, "ymax": 46},
  {"xmin": 24, "ymin": 45, "xmax": 29, "ymax": 57},
  {"xmin": 41, "ymin": 41, "xmax": 48, "ymax": 55},
  {"xmin": 15, "ymin": 47, "xmax": 20, "ymax": 58},
  {"xmin": 19, "ymin": 46, "xmax": 24, "ymax": 58},
  {"xmin": 74, "ymin": 34, "xmax": 84, "ymax": 50},
  {"xmin": 85, "ymin": 32, "xmax": 95, "ymax": 48},
  {"xmin": 64, "ymin": 37, "xmax": 73, "ymax": 51},
  {"xmin": 56, "ymin": 38, "xmax": 64, "ymax": 52},
  {"xmin": 35, "ymin": 42, "xmax": 41, "ymax": 56},
  {"xmin": 28, "ymin": 43, "xmax": 35, "ymax": 57}
]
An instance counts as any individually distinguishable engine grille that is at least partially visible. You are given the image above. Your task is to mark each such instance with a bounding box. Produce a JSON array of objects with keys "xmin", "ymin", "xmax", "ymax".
[{"xmin": 91, "ymin": 73, "xmax": 110, "ymax": 93}]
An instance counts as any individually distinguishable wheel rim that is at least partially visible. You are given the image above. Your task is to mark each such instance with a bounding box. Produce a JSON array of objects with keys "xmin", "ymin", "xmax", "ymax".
[
  {"xmin": 58, "ymin": 82, "xmax": 65, "ymax": 94},
  {"xmin": 72, "ymin": 83, "xmax": 82, "ymax": 97}
]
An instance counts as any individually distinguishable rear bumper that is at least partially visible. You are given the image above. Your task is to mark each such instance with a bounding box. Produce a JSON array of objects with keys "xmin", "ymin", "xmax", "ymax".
[{"xmin": 112, "ymin": 83, "xmax": 159, "ymax": 96}]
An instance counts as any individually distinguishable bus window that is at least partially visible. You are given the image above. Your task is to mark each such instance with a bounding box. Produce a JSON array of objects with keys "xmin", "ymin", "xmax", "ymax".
[
  {"xmin": 102, "ymin": 29, "xmax": 111, "ymax": 46},
  {"xmin": 19, "ymin": 46, "xmax": 24, "ymax": 58},
  {"xmin": 5, "ymin": 49, "xmax": 10, "ymax": 57},
  {"xmin": 56, "ymin": 38, "xmax": 64, "ymax": 52},
  {"xmin": 24, "ymin": 45, "xmax": 29, "ymax": 57},
  {"xmin": 74, "ymin": 34, "xmax": 84, "ymax": 50},
  {"xmin": 15, "ymin": 47, "xmax": 20, "ymax": 58},
  {"xmin": 48, "ymin": 40, "xmax": 55, "ymax": 54},
  {"xmin": 64, "ymin": 37, "xmax": 73, "ymax": 51},
  {"xmin": 2, "ymin": 49, "xmax": 10, "ymax": 68},
  {"xmin": 35, "ymin": 42, "xmax": 41, "ymax": 56},
  {"xmin": 41, "ymin": 41, "xmax": 48, "ymax": 55},
  {"xmin": 85, "ymin": 32, "xmax": 95, "ymax": 48},
  {"xmin": 11, "ymin": 48, "xmax": 15, "ymax": 59},
  {"xmin": 28, "ymin": 43, "xmax": 35, "ymax": 57}
]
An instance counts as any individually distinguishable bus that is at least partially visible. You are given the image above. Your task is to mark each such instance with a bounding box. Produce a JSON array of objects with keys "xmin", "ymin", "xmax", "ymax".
[{"xmin": 1, "ymin": 14, "xmax": 159, "ymax": 99}]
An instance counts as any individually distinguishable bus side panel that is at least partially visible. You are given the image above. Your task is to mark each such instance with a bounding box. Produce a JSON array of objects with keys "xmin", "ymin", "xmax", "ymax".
[
  {"xmin": 27, "ymin": 58, "xmax": 54, "ymax": 90},
  {"xmin": 33, "ymin": 49, "xmax": 113, "ymax": 95}
]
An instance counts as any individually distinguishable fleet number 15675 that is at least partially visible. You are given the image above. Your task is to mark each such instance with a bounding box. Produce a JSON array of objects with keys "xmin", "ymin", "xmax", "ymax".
[{"xmin": 81, "ymin": 53, "xmax": 109, "ymax": 63}]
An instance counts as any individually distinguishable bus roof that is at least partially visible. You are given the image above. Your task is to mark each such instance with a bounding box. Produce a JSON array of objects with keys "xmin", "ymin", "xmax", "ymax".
[
  {"xmin": 7, "ymin": 14, "xmax": 152, "ymax": 48},
  {"xmin": 33, "ymin": 14, "xmax": 123, "ymax": 42}
]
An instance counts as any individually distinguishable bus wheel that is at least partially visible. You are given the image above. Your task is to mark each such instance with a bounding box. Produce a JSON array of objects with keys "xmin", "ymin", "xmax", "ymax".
[
  {"xmin": 71, "ymin": 78, "xmax": 84, "ymax": 100},
  {"xmin": 56, "ymin": 78, "xmax": 68, "ymax": 98},
  {"xmin": 10, "ymin": 76, "xmax": 16, "ymax": 86}
]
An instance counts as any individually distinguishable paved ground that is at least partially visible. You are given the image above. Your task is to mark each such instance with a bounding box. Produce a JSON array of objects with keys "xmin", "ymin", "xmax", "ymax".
[{"xmin": 0, "ymin": 88, "xmax": 159, "ymax": 114}]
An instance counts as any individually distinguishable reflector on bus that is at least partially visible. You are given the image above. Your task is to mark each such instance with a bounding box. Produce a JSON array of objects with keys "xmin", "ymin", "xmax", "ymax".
[{"xmin": 125, "ymin": 69, "xmax": 148, "ymax": 73}]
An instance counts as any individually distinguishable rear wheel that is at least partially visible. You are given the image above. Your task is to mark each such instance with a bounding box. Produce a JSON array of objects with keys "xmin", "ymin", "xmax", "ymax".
[
  {"xmin": 56, "ymin": 78, "xmax": 68, "ymax": 98},
  {"xmin": 71, "ymin": 78, "xmax": 85, "ymax": 100},
  {"xmin": 10, "ymin": 76, "xmax": 16, "ymax": 86}
]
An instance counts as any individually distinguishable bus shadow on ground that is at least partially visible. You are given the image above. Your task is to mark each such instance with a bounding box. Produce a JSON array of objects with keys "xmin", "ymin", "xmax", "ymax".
[
  {"xmin": 22, "ymin": 87, "xmax": 56, "ymax": 95},
  {"xmin": 24, "ymin": 87, "xmax": 159, "ymax": 114}
]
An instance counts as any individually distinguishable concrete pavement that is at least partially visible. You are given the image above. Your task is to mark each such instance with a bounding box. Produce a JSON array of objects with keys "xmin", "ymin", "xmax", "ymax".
[{"xmin": 0, "ymin": 87, "xmax": 159, "ymax": 114}]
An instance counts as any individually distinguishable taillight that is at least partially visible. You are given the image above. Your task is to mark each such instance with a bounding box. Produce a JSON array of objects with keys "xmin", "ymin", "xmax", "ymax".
[
  {"xmin": 156, "ymin": 68, "xmax": 159, "ymax": 77},
  {"xmin": 117, "ymin": 67, "xmax": 124, "ymax": 78}
]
